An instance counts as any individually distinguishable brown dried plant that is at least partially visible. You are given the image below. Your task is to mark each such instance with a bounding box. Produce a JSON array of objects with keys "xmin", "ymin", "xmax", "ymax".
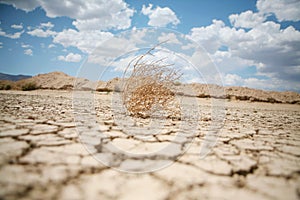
[{"xmin": 122, "ymin": 43, "xmax": 182, "ymax": 118}]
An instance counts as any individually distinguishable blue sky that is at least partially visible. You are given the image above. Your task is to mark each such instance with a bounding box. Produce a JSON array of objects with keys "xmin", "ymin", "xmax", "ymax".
[{"xmin": 0, "ymin": 0, "xmax": 299, "ymax": 91}]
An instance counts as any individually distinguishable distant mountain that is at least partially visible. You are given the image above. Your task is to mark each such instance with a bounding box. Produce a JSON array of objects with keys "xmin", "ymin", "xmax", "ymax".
[
  {"xmin": 0, "ymin": 72, "xmax": 32, "ymax": 81},
  {"xmin": 16, "ymin": 71, "xmax": 96, "ymax": 90}
]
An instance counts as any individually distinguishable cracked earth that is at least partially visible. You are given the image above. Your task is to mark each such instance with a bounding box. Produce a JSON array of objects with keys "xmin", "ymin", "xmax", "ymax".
[{"xmin": 0, "ymin": 90, "xmax": 299, "ymax": 200}]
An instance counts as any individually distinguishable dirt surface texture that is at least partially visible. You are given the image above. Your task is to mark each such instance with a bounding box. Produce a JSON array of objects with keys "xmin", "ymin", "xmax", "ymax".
[{"xmin": 0, "ymin": 90, "xmax": 300, "ymax": 200}]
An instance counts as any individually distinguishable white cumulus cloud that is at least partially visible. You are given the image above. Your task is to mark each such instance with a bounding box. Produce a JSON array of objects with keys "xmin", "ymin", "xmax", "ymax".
[
  {"xmin": 0, "ymin": 28, "xmax": 24, "ymax": 39},
  {"xmin": 48, "ymin": 44, "xmax": 55, "ymax": 48},
  {"xmin": 40, "ymin": 22, "xmax": 54, "ymax": 29},
  {"xmin": 27, "ymin": 28, "xmax": 57, "ymax": 37},
  {"xmin": 0, "ymin": 0, "xmax": 39, "ymax": 11},
  {"xmin": 188, "ymin": 18, "xmax": 300, "ymax": 84},
  {"xmin": 158, "ymin": 32, "xmax": 181, "ymax": 44},
  {"xmin": 142, "ymin": 4, "xmax": 180, "ymax": 27},
  {"xmin": 0, "ymin": 0, "xmax": 134, "ymax": 31},
  {"xmin": 58, "ymin": 53, "xmax": 82, "ymax": 62},
  {"xmin": 11, "ymin": 24, "xmax": 23, "ymax": 29},
  {"xmin": 27, "ymin": 21, "xmax": 57, "ymax": 38},
  {"xmin": 257, "ymin": 0, "xmax": 300, "ymax": 22},
  {"xmin": 224, "ymin": 73, "xmax": 300, "ymax": 91},
  {"xmin": 229, "ymin": 10, "xmax": 265, "ymax": 28},
  {"xmin": 53, "ymin": 29, "xmax": 113, "ymax": 54},
  {"xmin": 224, "ymin": 74, "xmax": 244, "ymax": 86},
  {"xmin": 24, "ymin": 49, "xmax": 33, "ymax": 56},
  {"xmin": 21, "ymin": 43, "xmax": 32, "ymax": 48},
  {"xmin": 188, "ymin": 20, "xmax": 224, "ymax": 54}
]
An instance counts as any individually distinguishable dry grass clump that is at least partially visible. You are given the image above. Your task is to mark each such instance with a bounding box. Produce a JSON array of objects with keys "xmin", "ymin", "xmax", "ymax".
[
  {"xmin": 122, "ymin": 44, "xmax": 182, "ymax": 118},
  {"xmin": 21, "ymin": 82, "xmax": 39, "ymax": 91}
]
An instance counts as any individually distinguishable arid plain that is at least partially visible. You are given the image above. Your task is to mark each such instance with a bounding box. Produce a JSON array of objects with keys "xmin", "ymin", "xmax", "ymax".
[{"xmin": 0, "ymin": 87, "xmax": 299, "ymax": 200}]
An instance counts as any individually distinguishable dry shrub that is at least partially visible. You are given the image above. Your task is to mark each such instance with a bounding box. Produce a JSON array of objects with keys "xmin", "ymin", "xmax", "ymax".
[
  {"xmin": 122, "ymin": 44, "xmax": 182, "ymax": 119},
  {"xmin": 21, "ymin": 82, "xmax": 39, "ymax": 91}
]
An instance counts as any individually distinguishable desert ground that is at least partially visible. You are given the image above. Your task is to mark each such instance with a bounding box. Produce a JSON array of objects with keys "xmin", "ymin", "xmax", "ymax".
[{"xmin": 0, "ymin": 89, "xmax": 299, "ymax": 200}]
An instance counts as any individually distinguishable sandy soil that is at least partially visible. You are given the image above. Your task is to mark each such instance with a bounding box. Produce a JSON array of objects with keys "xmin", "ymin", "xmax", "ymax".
[{"xmin": 0, "ymin": 90, "xmax": 299, "ymax": 200}]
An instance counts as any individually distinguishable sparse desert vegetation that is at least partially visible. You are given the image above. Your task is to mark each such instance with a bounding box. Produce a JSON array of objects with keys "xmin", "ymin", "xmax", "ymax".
[
  {"xmin": 0, "ymin": 84, "xmax": 11, "ymax": 90},
  {"xmin": 21, "ymin": 82, "xmax": 39, "ymax": 91},
  {"xmin": 122, "ymin": 47, "xmax": 182, "ymax": 118}
]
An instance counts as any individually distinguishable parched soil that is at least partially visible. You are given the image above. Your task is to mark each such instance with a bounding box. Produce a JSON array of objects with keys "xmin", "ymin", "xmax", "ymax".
[{"xmin": 0, "ymin": 90, "xmax": 299, "ymax": 200}]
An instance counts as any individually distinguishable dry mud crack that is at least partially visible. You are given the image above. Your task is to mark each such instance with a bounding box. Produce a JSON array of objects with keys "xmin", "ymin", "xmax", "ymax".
[{"xmin": 0, "ymin": 90, "xmax": 299, "ymax": 200}]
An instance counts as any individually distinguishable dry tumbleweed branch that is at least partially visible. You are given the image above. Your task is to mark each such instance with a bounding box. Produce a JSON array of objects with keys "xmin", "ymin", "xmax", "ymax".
[{"xmin": 122, "ymin": 43, "xmax": 182, "ymax": 118}]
